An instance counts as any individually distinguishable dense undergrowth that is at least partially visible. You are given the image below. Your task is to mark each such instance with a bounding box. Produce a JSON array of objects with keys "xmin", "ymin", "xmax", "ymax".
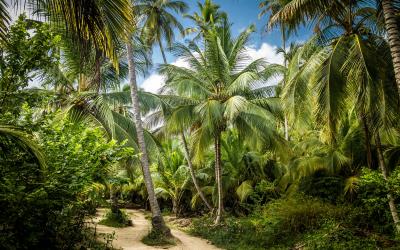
[
  {"xmin": 2, "ymin": 0, "xmax": 400, "ymax": 249},
  {"xmin": 189, "ymin": 196, "xmax": 399, "ymax": 250}
]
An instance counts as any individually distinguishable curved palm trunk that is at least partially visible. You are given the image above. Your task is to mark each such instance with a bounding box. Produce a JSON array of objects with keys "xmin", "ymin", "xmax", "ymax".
[
  {"xmin": 214, "ymin": 131, "xmax": 223, "ymax": 225},
  {"xmin": 382, "ymin": 0, "xmax": 400, "ymax": 93},
  {"xmin": 375, "ymin": 132, "xmax": 400, "ymax": 234},
  {"xmin": 126, "ymin": 41, "xmax": 170, "ymax": 236},
  {"xmin": 180, "ymin": 131, "xmax": 213, "ymax": 211}
]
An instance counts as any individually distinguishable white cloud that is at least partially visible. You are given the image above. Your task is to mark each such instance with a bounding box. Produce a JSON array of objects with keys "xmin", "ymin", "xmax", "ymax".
[
  {"xmin": 140, "ymin": 42, "xmax": 284, "ymax": 93},
  {"xmin": 140, "ymin": 57, "xmax": 191, "ymax": 93},
  {"xmin": 140, "ymin": 74, "xmax": 166, "ymax": 93},
  {"xmin": 246, "ymin": 43, "xmax": 284, "ymax": 65}
]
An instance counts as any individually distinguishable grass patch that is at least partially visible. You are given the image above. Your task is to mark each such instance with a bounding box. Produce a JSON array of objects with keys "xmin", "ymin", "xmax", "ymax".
[
  {"xmin": 141, "ymin": 230, "xmax": 177, "ymax": 247},
  {"xmin": 98, "ymin": 209, "xmax": 132, "ymax": 228}
]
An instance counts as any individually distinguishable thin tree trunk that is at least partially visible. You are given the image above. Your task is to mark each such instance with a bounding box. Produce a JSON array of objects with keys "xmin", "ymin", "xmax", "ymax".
[
  {"xmin": 382, "ymin": 0, "xmax": 400, "ymax": 93},
  {"xmin": 158, "ymin": 37, "xmax": 168, "ymax": 64},
  {"xmin": 361, "ymin": 115, "xmax": 373, "ymax": 168},
  {"xmin": 180, "ymin": 131, "xmax": 213, "ymax": 211},
  {"xmin": 126, "ymin": 41, "xmax": 171, "ymax": 236},
  {"xmin": 375, "ymin": 132, "xmax": 400, "ymax": 234},
  {"xmin": 282, "ymin": 27, "xmax": 289, "ymax": 141},
  {"xmin": 172, "ymin": 198, "xmax": 179, "ymax": 216},
  {"xmin": 214, "ymin": 132, "xmax": 223, "ymax": 225}
]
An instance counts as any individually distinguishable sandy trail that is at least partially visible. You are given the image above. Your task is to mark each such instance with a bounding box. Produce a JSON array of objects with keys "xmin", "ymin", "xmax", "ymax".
[{"xmin": 92, "ymin": 209, "xmax": 221, "ymax": 250}]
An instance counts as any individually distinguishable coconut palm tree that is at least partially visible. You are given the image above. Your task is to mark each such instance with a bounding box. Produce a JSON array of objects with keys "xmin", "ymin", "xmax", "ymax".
[
  {"xmin": 154, "ymin": 139, "xmax": 192, "ymax": 216},
  {"xmin": 380, "ymin": 0, "xmax": 400, "ymax": 92},
  {"xmin": 159, "ymin": 20, "xmax": 283, "ymax": 224},
  {"xmin": 184, "ymin": 0, "xmax": 226, "ymax": 41},
  {"xmin": 259, "ymin": 0, "xmax": 292, "ymax": 140},
  {"xmin": 125, "ymin": 35, "xmax": 171, "ymax": 235},
  {"xmin": 135, "ymin": 0, "xmax": 213, "ymax": 211},
  {"xmin": 275, "ymin": 0, "xmax": 400, "ymax": 232},
  {"xmin": 137, "ymin": 0, "xmax": 188, "ymax": 63}
]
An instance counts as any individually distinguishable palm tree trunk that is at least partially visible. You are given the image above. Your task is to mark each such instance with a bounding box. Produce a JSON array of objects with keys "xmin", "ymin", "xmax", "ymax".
[
  {"xmin": 180, "ymin": 131, "xmax": 213, "ymax": 211},
  {"xmin": 110, "ymin": 186, "xmax": 119, "ymax": 214},
  {"xmin": 172, "ymin": 198, "xmax": 179, "ymax": 216},
  {"xmin": 126, "ymin": 41, "xmax": 171, "ymax": 236},
  {"xmin": 282, "ymin": 27, "xmax": 289, "ymax": 141},
  {"xmin": 361, "ymin": 115, "xmax": 373, "ymax": 168},
  {"xmin": 158, "ymin": 37, "xmax": 168, "ymax": 64},
  {"xmin": 382, "ymin": 0, "xmax": 400, "ymax": 92},
  {"xmin": 375, "ymin": 132, "xmax": 400, "ymax": 234},
  {"xmin": 214, "ymin": 131, "xmax": 223, "ymax": 225}
]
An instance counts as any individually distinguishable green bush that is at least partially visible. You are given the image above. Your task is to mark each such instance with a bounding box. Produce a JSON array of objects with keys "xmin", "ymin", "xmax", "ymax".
[
  {"xmin": 99, "ymin": 209, "xmax": 132, "ymax": 228},
  {"xmin": 0, "ymin": 116, "xmax": 132, "ymax": 249}
]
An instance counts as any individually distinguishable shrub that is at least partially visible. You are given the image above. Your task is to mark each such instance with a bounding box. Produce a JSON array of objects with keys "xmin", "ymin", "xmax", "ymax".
[
  {"xmin": 99, "ymin": 209, "xmax": 132, "ymax": 228},
  {"xmin": 189, "ymin": 196, "xmax": 399, "ymax": 250}
]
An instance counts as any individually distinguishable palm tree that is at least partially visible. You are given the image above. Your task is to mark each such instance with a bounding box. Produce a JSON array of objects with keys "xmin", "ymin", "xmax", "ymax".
[
  {"xmin": 137, "ymin": 0, "xmax": 188, "ymax": 63},
  {"xmin": 184, "ymin": 0, "xmax": 226, "ymax": 41},
  {"xmin": 259, "ymin": 0, "xmax": 291, "ymax": 140},
  {"xmin": 154, "ymin": 139, "xmax": 191, "ymax": 216},
  {"xmin": 137, "ymin": 0, "xmax": 213, "ymax": 211},
  {"xmin": 125, "ymin": 36, "xmax": 171, "ymax": 235},
  {"xmin": 380, "ymin": 0, "xmax": 400, "ymax": 93},
  {"xmin": 273, "ymin": 0, "xmax": 400, "ymax": 233},
  {"xmin": 159, "ymin": 21, "xmax": 283, "ymax": 224}
]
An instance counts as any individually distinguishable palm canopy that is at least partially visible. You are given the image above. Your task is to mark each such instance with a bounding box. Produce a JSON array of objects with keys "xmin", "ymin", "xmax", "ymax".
[
  {"xmin": 268, "ymin": 0, "xmax": 383, "ymax": 40},
  {"xmin": 184, "ymin": 0, "xmax": 227, "ymax": 41},
  {"xmin": 137, "ymin": 0, "xmax": 188, "ymax": 50},
  {"xmin": 159, "ymin": 19, "xmax": 284, "ymax": 158}
]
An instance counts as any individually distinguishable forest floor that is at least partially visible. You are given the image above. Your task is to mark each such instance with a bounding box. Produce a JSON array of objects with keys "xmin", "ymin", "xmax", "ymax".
[{"xmin": 92, "ymin": 208, "xmax": 221, "ymax": 250}]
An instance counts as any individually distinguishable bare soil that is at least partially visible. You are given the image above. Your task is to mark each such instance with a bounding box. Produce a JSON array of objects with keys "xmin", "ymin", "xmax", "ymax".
[{"xmin": 92, "ymin": 208, "xmax": 221, "ymax": 250}]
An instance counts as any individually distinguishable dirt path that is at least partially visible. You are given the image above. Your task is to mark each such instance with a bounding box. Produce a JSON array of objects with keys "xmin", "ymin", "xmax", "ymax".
[{"xmin": 92, "ymin": 209, "xmax": 221, "ymax": 250}]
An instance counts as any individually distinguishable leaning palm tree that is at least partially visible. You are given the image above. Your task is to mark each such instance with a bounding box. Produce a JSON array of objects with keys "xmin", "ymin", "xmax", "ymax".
[
  {"xmin": 159, "ymin": 20, "xmax": 283, "ymax": 224},
  {"xmin": 137, "ymin": 0, "xmax": 188, "ymax": 63}
]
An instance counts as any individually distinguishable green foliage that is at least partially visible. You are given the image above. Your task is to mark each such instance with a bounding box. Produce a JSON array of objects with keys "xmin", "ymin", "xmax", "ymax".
[
  {"xmin": 0, "ymin": 14, "xmax": 59, "ymax": 116},
  {"xmin": 0, "ymin": 113, "xmax": 132, "ymax": 249},
  {"xmin": 141, "ymin": 230, "xmax": 177, "ymax": 246},
  {"xmin": 99, "ymin": 209, "xmax": 132, "ymax": 228},
  {"xmin": 190, "ymin": 196, "xmax": 399, "ymax": 250}
]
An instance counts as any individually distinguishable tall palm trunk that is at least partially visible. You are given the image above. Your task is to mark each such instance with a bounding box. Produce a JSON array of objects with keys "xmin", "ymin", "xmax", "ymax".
[
  {"xmin": 382, "ymin": 0, "xmax": 400, "ymax": 92},
  {"xmin": 126, "ymin": 41, "xmax": 170, "ymax": 236},
  {"xmin": 375, "ymin": 132, "xmax": 400, "ymax": 233},
  {"xmin": 282, "ymin": 27, "xmax": 289, "ymax": 141},
  {"xmin": 180, "ymin": 131, "xmax": 213, "ymax": 211},
  {"xmin": 214, "ymin": 131, "xmax": 223, "ymax": 224}
]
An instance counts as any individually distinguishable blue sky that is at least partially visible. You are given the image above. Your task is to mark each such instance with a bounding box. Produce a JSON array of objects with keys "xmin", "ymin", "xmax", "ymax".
[{"xmin": 140, "ymin": 0, "xmax": 312, "ymax": 92}]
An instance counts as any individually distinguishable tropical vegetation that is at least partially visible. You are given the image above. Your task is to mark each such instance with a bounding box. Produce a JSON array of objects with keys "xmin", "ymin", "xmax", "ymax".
[{"xmin": 1, "ymin": 0, "xmax": 400, "ymax": 249}]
